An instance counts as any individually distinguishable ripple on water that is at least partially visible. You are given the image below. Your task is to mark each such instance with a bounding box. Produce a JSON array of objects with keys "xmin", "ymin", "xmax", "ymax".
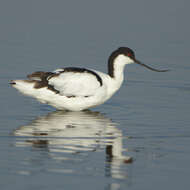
[{"xmin": 10, "ymin": 110, "xmax": 133, "ymax": 181}]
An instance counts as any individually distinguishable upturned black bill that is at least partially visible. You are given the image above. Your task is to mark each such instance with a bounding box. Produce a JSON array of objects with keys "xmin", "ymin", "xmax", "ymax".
[{"xmin": 135, "ymin": 59, "xmax": 169, "ymax": 72}]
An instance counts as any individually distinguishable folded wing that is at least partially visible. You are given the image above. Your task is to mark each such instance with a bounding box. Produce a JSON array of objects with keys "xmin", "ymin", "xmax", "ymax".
[{"xmin": 48, "ymin": 69, "xmax": 102, "ymax": 97}]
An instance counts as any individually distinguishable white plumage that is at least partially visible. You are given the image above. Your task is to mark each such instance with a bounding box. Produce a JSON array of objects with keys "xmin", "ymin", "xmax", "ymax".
[
  {"xmin": 49, "ymin": 71, "xmax": 101, "ymax": 97},
  {"xmin": 10, "ymin": 47, "xmax": 168, "ymax": 111}
]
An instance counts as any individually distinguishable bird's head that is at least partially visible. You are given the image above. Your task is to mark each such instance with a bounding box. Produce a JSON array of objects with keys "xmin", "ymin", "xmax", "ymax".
[{"xmin": 108, "ymin": 47, "xmax": 169, "ymax": 77}]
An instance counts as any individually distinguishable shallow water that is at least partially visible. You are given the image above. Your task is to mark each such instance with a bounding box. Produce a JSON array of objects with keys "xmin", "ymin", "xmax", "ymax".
[{"xmin": 1, "ymin": 0, "xmax": 190, "ymax": 190}]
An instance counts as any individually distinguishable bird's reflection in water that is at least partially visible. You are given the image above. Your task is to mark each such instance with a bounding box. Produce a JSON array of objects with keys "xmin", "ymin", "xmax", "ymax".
[{"xmin": 14, "ymin": 110, "xmax": 132, "ymax": 180}]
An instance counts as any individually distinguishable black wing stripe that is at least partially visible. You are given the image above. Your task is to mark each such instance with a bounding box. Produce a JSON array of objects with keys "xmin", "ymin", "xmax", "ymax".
[
  {"xmin": 27, "ymin": 71, "xmax": 60, "ymax": 94},
  {"xmin": 56, "ymin": 67, "xmax": 103, "ymax": 86},
  {"xmin": 27, "ymin": 67, "xmax": 103, "ymax": 95}
]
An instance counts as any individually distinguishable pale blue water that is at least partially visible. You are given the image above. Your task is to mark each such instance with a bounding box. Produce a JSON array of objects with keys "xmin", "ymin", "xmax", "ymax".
[{"xmin": 0, "ymin": 0, "xmax": 190, "ymax": 190}]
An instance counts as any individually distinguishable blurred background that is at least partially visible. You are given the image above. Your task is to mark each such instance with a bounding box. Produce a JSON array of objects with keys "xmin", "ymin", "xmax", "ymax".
[{"xmin": 0, "ymin": 1, "xmax": 190, "ymax": 190}]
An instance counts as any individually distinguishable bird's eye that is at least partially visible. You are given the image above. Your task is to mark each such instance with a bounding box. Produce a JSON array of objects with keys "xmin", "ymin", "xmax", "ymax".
[{"xmin": 127, "ymin": 53, "xmax": 132, "ymax": 57}]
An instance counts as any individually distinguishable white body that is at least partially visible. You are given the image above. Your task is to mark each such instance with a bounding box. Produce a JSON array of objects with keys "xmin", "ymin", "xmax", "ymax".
[{"xmin": 12, "ymin": 55, "xmax": 133, "ymax": 111}]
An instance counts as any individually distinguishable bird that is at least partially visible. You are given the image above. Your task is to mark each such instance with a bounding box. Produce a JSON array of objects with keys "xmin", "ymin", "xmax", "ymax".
[{"xmin": 10, "ymin": 47, "xmax": 168, "ymax": 111}]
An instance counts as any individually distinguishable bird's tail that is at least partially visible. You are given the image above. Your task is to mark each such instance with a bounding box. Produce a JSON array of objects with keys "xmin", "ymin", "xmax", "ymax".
[{"xmin": 10, "ymin": 79, "xmax": 37, "ymax": 96}]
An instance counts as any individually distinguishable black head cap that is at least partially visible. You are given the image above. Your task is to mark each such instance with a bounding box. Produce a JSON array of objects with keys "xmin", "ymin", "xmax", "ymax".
[
  {"xmin": 116, "ymin": 47, "xmax": 135, "ymax": 59},
  {"xmin": 108, "ymin": 47, "xmax": 135, "ymax": 77},
  {"xmin": 108, "ymin": 47, "xmax": 135, "ymax": 64}
]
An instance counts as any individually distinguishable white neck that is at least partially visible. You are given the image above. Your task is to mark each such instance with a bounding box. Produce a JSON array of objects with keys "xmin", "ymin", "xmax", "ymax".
[{"xmin": 106, "ymin": 55, "xmax": 133, "ymax": 97}]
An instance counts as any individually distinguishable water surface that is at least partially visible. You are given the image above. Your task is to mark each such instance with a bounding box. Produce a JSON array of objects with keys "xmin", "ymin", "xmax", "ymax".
[{"xmin": 0, "ymin": 0, "xmax": 190, "ymax": 190}]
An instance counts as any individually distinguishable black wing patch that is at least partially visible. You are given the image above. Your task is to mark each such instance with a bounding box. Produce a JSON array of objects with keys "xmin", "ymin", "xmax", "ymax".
[
  {"xmin": 27, "ymin": 71, "xmax": 59, "ymax": 94},
  {"xmin": 26, "ymin": 67, "xmax": 103, "ymax": 95}
]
